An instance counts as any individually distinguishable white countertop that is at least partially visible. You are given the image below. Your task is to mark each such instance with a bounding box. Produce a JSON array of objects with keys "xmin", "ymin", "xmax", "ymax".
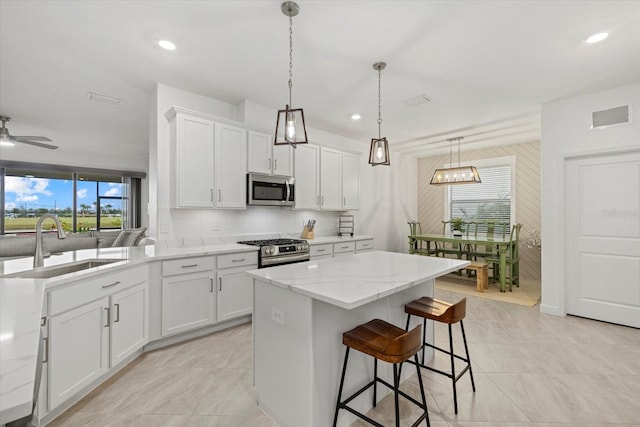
[
  {"xmin": 0, "ymin": 242, "xmax": 258, "ymax": 424},
  {"xmin": 246, "ymin": 250, "xmax": 468, "ymax": 309},
  {"xmin": 305, "ymin": 235, "xmax": 374, "ymax": 245}
]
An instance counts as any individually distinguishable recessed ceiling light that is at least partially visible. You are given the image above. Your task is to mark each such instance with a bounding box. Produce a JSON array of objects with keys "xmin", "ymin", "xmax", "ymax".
[
  {"xmin": 158, "ymin": 40, "xmax": 177, "ymax": 51},
  {"xmin": 586, "ymin": 32, "xmax": 609, "ymax": 44},
  {"xmin": 351, "ymin": 114, "xmax": 362, "ymax": 121}
]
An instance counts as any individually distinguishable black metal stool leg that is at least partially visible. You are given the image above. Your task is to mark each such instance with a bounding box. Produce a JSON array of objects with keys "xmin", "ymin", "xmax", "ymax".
[
  {"xmin": 460, "ymin": 320, "xmax": 476, "ymax": 392},
  {"xmin": 421, "ymin": 318, "xmax": 427, "ymax": 364},
  {"xmin": 373, "ymin": 358, "xmax": 378, "ymax": 407},
  {"xmin": 333, "ymin": 347, "xmax": 350, "ymax": 427},
  {"xmin": 393, "ymin": 363, "xmax": 400, "ymax": 427},
  {"xmin": 414, "ymin": 353, "xmax": 430, "ymax": 427},
  {"xmin": 448, "ymin": 324, "xmax": 458, "ymax": 414}
]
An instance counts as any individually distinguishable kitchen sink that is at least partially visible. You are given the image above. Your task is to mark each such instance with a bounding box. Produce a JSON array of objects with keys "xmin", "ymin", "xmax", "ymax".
[{"xmin": 3, "ymin": 259, "xmax": 124, "ymax": 279}]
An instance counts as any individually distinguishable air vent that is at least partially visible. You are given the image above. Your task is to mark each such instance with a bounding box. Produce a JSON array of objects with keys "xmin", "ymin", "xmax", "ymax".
[
  {"xmin": 591, "ymin": 105, "xmax": 630, "ymax": 129},
  {"xmin": 87, "ymin": 92, "xmax": 122, "ymax": 106},
  {"xmin": 401, "ymin": 95, "xmax": 431, "ymax": 108}
]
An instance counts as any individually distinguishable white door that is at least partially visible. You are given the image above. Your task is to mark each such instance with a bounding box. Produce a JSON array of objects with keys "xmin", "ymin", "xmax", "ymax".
[
  {"xmin": 111, "ymin": 283, "xmax": 149, "ymax": 366},
  {"xmin": 48, "ymin": 297, "xmax": 110, "ymax": 410},
  {"xmin": 294, "ymin": 144, "xmax": 320, "ymax": 210},
  {"xmin": 215, "ymin": 123, "xmax": 247, "ymax": 209},
  {"xmin": 565, "ymin": 150, "xmax": 640, "ymax": 328},
  {"xmin": 320, "ymin": 147, "xmax": 342, "ymax": 210}
]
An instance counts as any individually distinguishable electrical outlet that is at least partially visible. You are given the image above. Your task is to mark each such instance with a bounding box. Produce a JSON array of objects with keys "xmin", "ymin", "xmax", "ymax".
[{"xmin": 271, "ymin": 307, "xmax": 285, "ymax": 325}]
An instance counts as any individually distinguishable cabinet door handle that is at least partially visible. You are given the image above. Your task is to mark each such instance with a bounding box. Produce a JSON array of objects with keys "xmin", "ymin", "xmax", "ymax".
[
  {"xmin": 114, "ymin": 303, "xmax": 120, "ymax": 323},
  {"xmin": 218, "ymin": 189, "xmax": 222, "ymax": 202},
  {"xmin": 42, "ymin": 337, "xmax": 48, "ymax": 364},
  {"xmin": 210, "ymin": 188, "xmax": 214, "ymax": 202},
  {"xmin": 268, "ymin": 158, "xmax": 272, "ymax": 170},
  {"xmin": 341, "ymin": 245, "xmax": 349, "ymax": 249},
  {"xmin": 210, "ymin": 278, "xmax": 214, "ymax": 293},
  {"xmin": 343, "ymin": 197, "xmax": 346, "ymax": 206},
  {"xmin": 274, "ymin": 159, "xmax": 278, "ymax": 170},
  {"xmin": 102, "ymin": 281, "xmax": 120, "ymax": 289},
  {"xmin": 321, "ymin": 195, "xmax": 324, "ymax": 205},
  {"xmin": 232, "ymin": 258, "xmax": 246, "ymax": 263},
  {"xmin": 317, "ymin": 248, "xmax": 326, "ymax": 252},
  {"xmin": 104, "ymin": 307, "xmax": 110, "ymax": 327},
  {"xmin": 181, "ymin": 264, "xmax": 198, "ymax": 268},
  {"xmin": 41, "ymin": 316, "xmax": 47, "ymax": 327},
  {"xmin": 219, "ymin": 277, "xmax": 222, "ymax": 292}
]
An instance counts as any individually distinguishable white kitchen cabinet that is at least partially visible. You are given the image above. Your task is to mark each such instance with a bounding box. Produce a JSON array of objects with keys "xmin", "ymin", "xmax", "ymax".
[
  {"xmin": 333, "ymin": 241, "xmax": 356, "ymax": 256},
  {"xmin": 110, "ymin": 283, "xmax": 149, "ymax": 367},
  {"xmin": 320, "ymin": 147, "xmax": 342, "ymax": 211},
  {"xmin": 217, "ymin": 252, "xmax": 258, "ymax": 322},
  {"xmin": 356, "ymin": 239, "xmax": 374, "ymax": 253},
  {"xmin": 310, "ymin": 243, "xmax": 333, "ymax": 260},
  {"xmin": 294, "ymin": 144, "xmax": 321, "ymax": 210},
  {"xmin": 248, "ymin": 130, "xmax": 293, "ymax": 177},
  {"xmin": 215, "ymin": 123, "xmax": 247, "ymax": 209},
  {"xmin": 341, "ymin": 152, "xmax": 360, "ymax": 210},
  {"xmin": 161, "ymin": 256, "xmax": 216, "ymax": 337},
  {"xmin": 169, "ymin": 112, "xmax": 215, "ymax": 208},
  {"xmin": 48, "ymin": 297, "xmax": 110, "ymax": 410},
  {"xmin": 47, "ymin": 265, "xmax": 149, "ymax": 412}
]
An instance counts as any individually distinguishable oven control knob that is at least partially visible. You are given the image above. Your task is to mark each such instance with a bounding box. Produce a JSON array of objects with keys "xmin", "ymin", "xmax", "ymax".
[{"xmin": 264, "ymin": 247, "xmax": 272, "ymax": 255}]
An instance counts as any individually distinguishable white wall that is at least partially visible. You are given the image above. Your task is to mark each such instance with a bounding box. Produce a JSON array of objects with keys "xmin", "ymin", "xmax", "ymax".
[
  {"xmin": 540, "ymin": 81, "xmax": 640, "ymax": 315},
  {"xmin": 151, "ymin": 85, "xmax": 417, "ymax": 250}
]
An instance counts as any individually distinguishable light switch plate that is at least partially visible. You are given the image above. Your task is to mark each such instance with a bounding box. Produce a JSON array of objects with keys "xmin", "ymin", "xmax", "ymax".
[{"xmin": 271, "ymin": 307, "xmax": 285, "ymax": 325}]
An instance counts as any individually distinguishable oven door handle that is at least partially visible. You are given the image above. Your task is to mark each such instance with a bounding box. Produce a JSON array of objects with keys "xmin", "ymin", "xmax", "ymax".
[{"xmin": 261, "ymin": 252, "xmax": 309, "ymax": 267}]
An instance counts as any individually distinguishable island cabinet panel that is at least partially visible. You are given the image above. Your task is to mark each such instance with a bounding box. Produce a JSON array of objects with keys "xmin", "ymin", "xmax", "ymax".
[{"xmin": 48, "ymin": 297, "xmax": 110, "ymax": 411}]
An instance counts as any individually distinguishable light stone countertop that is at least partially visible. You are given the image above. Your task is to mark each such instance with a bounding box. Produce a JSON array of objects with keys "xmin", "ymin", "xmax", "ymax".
[
  {"xmin": 0, "ymin": 242, "xmax": 258, "ymax": 424},
  {"xmin": 246, "ymin": 250, "xmax": 468, "ymax": 310},
  {"xmin": 304, "ymin": 235, "xmax": 374, "ymax": 245}
]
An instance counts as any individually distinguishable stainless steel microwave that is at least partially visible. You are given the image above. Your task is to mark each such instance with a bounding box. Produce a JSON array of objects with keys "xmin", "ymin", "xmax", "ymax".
[{"xmin": 247, "ymin": 173, "xmax": 295, "ymax": 206}]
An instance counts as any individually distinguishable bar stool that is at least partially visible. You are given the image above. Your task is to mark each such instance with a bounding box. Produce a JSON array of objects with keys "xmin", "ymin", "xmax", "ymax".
[
  {"xmin": 403, "ymin": 297, "xmax": 475, "ymax": 414},
  {"xmin": 333, "ymin": 319, "xmax": 430, "ymax": 427}
]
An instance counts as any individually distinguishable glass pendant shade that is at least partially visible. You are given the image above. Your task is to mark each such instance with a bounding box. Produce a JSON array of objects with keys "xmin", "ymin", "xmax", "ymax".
[
  {"xmin": 275, "ymin": 105, "xmax": 308, "ymax": 145},
  {"xmin": 369, "ymin": 137, "xmax": 390, "ymax": 166},
  {"xmin": 430, "ymin": 165, "xmax": 481, "ymax": 185}
]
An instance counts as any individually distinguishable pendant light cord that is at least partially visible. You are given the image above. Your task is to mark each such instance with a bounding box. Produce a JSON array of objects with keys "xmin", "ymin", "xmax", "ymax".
[
  {"xmin": 377, "ymin": 67, "xmax": 382, "ymax": 139},
  {"xmin": 288, "ymin": 14, "xmax": 293, "ymax": 108}
]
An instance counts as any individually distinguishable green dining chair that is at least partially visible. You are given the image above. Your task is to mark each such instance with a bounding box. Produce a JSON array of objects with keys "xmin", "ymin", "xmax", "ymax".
[{"xmin": 486, "ymin": 223, "xmax": 522, "ymax": 289}]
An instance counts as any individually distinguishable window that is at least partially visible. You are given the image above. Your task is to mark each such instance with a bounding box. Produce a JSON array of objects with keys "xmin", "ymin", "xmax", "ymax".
[
  {"xmin": 445, "ymin": 156, "xmax": 515, "ymax": 233},
  {"xmin": 1, "ymin": 161, "xmax": 145, "ymax": 235}
]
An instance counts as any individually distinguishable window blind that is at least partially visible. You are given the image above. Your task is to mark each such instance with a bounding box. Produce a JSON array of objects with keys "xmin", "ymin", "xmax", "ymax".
[{"xmin": 448, "ymin": 165, "xmax": 511, "ymax": 232}]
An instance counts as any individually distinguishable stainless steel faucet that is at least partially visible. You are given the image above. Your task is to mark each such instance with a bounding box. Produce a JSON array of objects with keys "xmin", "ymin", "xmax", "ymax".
[{"xmin": 34, "ymin": 214, "xmax": 67, "ymax": 268}]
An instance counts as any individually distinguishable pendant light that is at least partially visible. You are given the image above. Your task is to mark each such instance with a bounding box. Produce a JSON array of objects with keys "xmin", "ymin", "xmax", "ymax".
[
  {"xmin": 274, "ymin": 1, "xmax": 308, "ymax": 147},
  {"xmin": 430, "ymin": 137, "xmax": 481, "ymax": 185},
  {"xmin": 368, "ymin": 62, "xmax": 390, "ymax": 166}
]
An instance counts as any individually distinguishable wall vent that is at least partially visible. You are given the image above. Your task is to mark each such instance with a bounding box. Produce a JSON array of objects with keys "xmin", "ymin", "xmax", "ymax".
[{"xmin": 591, "ymin": 105, "xmax": 630, "ymax": 129}]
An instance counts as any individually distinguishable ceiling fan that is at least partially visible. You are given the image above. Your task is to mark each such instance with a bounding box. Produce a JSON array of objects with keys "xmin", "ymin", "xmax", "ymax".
[{"xmin": 0, "ymin": 115, "xmax": 58, "ymax": 149}]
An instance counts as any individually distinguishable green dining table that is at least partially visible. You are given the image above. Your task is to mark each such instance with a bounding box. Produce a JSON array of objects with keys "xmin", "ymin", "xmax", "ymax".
[{"xmin": 408, "ymin": 233, "xmax": 514, "ymax": 292}]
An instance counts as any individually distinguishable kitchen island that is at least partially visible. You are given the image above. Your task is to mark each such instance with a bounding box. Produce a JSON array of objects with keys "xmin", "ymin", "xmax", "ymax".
[{"xmin": 247, "ymin": 251, "xmax": 468, "ymax": 427}]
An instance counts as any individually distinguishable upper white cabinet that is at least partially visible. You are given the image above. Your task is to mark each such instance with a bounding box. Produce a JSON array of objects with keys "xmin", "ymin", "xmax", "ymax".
[
  {"xmin": 294, "ymin": 144, "xmax": 321, "ymax": 210},
  {"xmin": 320, "ymin": 147, "xmax": 342, "ymax": 210},
  {"xmin": 166, "ymin": 108, "xmax": 247, "ymax": 209},
  {"xmin": 341, "ymin": 152, "xmax": 360, "ymax": 210},
  {"xmin": 248, "ymin": 130, "xmax": 293, "ymax": 177},
  {"xmin": 169, "ymin": 112, "xmax": 215, "ymax": 208},
  {"xmin": 294, "ymin": 144, "xmax": 360, "ymax": 211},
  {"xmin": 215, "ymin": 123, "xmax": 247, "ymax": 209}
]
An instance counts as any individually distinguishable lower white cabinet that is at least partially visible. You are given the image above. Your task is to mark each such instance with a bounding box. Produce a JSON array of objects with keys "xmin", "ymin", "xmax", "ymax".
[
  {"xmin": 217, "ymin": 252, "xmax": 258, "ymax": 322},
  {"xmin": 310, "ymin": 243, "xmax": 333, "ymax": 260},
  {"xmin": 110, "ymin": 283, "xmax": 149, "ymax": 366},
  {"xmin": 161, "ymin": 271, "xmax": 215, "ymax": 336},
  {"xmin": 47, "ymin": 266, "xmax": 149, "ymax": 412},
  {"xmin": 356, "ymin": 239, "xmax": 374, "ymax": 253},
  {"xmin": 333, "ymin": 241, "xmax": 356, "ymax": 256},
  {"xmin": 48, "ymin": 297, "xmax": 110, "ymax": 411}
]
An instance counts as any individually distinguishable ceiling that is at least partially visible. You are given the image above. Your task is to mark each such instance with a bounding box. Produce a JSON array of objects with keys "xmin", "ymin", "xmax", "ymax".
[{"xmin": 1, "ymin": 0, "xmax": 639, "ymax": 164}]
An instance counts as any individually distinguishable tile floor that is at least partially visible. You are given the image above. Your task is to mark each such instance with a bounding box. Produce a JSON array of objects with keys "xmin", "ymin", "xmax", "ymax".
[{"xmin": 49, "ymin": 289, "xmax": 640, "ymax": 427}]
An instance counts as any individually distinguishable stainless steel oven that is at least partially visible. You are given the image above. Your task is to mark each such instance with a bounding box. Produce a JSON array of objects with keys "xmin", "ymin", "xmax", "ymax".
[
  {"xmin": 237, "ymin": 238, "xmax": 309, "ymax": 268},
  {"xmin": 247, "ymin": 173, "xmax": 295, "ymax": 206}
]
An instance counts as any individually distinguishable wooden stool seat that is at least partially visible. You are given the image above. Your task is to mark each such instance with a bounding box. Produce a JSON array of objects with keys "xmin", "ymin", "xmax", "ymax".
[
  {"xmin": 333, "ymin": 319, "xmax": 430, "ymax": 427},
  {"xmin": 404, "ymin": 296, "xmax": 475, "ymax": 415},
  {"xmin": 343, "ymin": 319, "xmax": 422, "ymax": 364}
]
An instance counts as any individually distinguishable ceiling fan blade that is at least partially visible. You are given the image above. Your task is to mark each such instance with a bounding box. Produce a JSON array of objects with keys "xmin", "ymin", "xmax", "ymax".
[
  {"xmin": 15, "ymin": 138, "xmax": 59, "ymax": 149},
  {"xmin": 13, "ymin": 135, "xmax": 52, "ymax": 142}
]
